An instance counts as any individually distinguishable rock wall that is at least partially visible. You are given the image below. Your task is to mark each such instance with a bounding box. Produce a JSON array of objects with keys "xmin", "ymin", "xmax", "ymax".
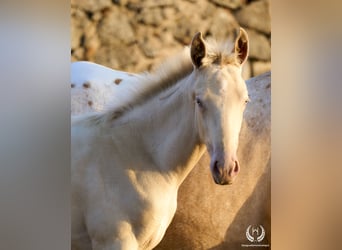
[{"xmin": 71, "ymin": 0, "xmax": 271, "ymax": 78}]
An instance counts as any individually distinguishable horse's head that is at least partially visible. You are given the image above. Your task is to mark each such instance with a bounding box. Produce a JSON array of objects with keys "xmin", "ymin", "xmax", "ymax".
[{"xmin": 190, "ymin": 28, "xmax": 249, "ymax": 185}]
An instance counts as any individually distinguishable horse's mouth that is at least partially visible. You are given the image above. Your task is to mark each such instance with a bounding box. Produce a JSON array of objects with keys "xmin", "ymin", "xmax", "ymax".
[{"xmin": 212, "ymin": 175, "xmax": 233, "ymax": 185}]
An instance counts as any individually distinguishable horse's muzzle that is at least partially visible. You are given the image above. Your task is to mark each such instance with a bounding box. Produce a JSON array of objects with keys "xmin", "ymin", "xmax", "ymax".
[{"xmin": 210, "ymin": 158, "xmax": 240, "ymax": 185}]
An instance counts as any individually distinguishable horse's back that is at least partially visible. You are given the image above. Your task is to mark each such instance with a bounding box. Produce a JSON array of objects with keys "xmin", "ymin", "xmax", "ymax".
[
  {"xmin": 71, "ymin": 61, "xmax": 134, "ymax": 86},
  {"xmin": 71, "ymin": 61, "xmax": 139, "ymax": 115}
]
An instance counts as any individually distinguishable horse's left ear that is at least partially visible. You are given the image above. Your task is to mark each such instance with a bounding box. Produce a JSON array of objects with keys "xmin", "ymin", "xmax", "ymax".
[
  {"xmin": 233, "ymin": 28, "xmax": 249, "ymax": 66},
  {"xmin": 190, "ymin": 32, "xmax": 206, "ymax": 68}
]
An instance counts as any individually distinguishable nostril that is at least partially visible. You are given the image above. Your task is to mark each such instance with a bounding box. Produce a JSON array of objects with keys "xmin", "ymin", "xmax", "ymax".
[
  {"xmin": 213, "ymin": 160, "xmax": 219, "ymax": 172},
  {"xmin": 228, "ymin": 160, "xmax": 240, "ymax": 177},
  {"xmin": 213, "ymin": 160, "xmax": 225, "ymax": 177},
  {"xmin": 233, "ymin": 160, "xmax": 240, "ymax": 173}
]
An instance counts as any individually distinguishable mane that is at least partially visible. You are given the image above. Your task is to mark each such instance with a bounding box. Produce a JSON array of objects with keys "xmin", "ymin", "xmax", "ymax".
[
  {"xmin": 85, "ymin": 38, "xmax": 236, "ymax": 125},
  {"xmin": 108, "ymin": 47, "xmax": 194, "ymax": 120},
  {"xmin": 202, "ymin": 38, "xmax": 237, "ymax": 66}
]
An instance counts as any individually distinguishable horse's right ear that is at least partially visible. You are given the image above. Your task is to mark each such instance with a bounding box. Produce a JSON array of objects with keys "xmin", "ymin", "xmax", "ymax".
[{"xmin": 190, "ymin": 32, "xmax": 206, "ymax": 68}]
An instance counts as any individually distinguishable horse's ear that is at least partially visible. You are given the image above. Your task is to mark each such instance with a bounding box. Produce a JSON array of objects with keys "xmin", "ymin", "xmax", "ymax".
[
  {"xmin": 190, "ymin": 32, "xmax": 206, "ymax": 68},
  {"xmin": 233, "ymin": 28, "xmax": 249, "ymax": 66}
]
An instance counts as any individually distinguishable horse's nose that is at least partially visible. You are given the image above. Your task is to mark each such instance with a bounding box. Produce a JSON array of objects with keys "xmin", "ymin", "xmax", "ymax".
[{"xmin": 210, "ymin": 156, "xmax": 240, "ymax": 185}]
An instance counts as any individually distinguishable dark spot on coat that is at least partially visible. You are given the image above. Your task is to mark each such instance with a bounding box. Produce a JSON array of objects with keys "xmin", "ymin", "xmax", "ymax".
[
  {"xmin": 266, "ymin": 83, "xmax": 271, "ymax": 89},
  {"xmin": 88, "ymin": 101, "xmax": 93, "ymax": 106},
  {"xmin": 83, "ymin": 82, "xmax": 91, "ymax": 88},
  {"xmin": 114, "ymin": 78, "xmax": 123, "ymax": 85},
  {"xmin": 71, "ymin": 83, "xmax": 75, "ymax": 88}
]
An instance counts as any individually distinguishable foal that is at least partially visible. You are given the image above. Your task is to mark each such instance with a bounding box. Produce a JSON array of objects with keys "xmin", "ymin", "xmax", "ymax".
[{"xmin": 72, "ymin": 28, "xmax": 250, "ymax": 250}]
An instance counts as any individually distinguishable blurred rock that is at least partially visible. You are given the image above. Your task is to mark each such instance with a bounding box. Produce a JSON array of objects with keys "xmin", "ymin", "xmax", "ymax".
[
  {"xmin": 242, "ymin": 60, "xmax": 252, "ymax": 80},
  {"xmin": 84, "ymin": 34, "xmax": 100, "ymax": 60},
  {"xmin": 172, "ymin": 17, "xmax": 201, "ymax": 45},
  {"xmin": 246, "ymin": 29, "xmax": 271, "ymax": 60},
  {"xmin": 162, "ymin": 7, "xmax": 177, "ymax": 20},
  {"xmin": 252, "ymin": 61, "xmax": 271, "ymax": 76},
  {"xmin": 137, "ymin": 8, "xmax": 164, "ymax": 26},
  {"xmin": 73, "ymin": 47, "xmax": 85, "ymax": 60},
  {"xmin": 95, "ymin": 44, "xmax": 142, "ymax": 72},
  {"xmin": 98, "ymin": 7, "xmax": 136, "ymax": 45},
  {"xmin": 209, "ymin": 9, "xmax": 239, "ymax": 41},
  {"xmin": 71, "ymin": 6, "xmax": 100, "ymax": 61},
  {"xmin": 71, "ymin": 8, "xmax": 88, "ymax": 50},
  {"xmin": 71, "ymin": 0, "xmax": 112, "ymax": 12},
  {"xmin": 139, "ymin": 35, "xmax": 162, "ymax": 58},
  {"xmin": 126, "ymin": 0, "xmax": 173, "ymax": 10},
  {"xmin": 201, "ymin": 1, "xmax": 217, "ymax": 19},
  {"xmin": 236, "ymin": 0, "xmax": 271, "ymax": 34},
  {"xmin": 112, "ymin": 0, "xmax": 128, "ymax": 6},
  {"xmin": 142, "ymin": 0, "xmax": 174, "ymax": 8},
  {"xmin": 92, "ymin": 11, "xmax": 103, "ymax": 22},
  {"xmin": 210, "ymin": 0, "xmax": 244, "ymax": 9},
  {"xmin": 71, "ymin": 0, "xmax": 271, "ymax": 77}
]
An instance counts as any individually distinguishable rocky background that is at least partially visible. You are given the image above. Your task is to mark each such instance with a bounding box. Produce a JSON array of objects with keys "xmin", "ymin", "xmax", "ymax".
[{"xmin": 71, "ymin": 0, "xmax": 270, "ymax": 79}]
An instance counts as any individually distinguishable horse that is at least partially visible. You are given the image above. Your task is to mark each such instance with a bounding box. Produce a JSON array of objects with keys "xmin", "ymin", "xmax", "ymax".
[
  {"xmin": 71, "ymin": 68, "xmax": 271, "ymax": 249},
  {"xmin": 71, "ymin": 28, "xmax": 250, "ymax": 250},
  {"xmin": 155, "ymin": 71, "xmax": 271, "ymax": 249}
]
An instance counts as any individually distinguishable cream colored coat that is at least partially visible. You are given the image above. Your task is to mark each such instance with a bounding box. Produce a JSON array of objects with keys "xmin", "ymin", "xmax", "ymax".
[{"xmin": 71, "ymin": 30, "xmax": 251, "ymax": 250}]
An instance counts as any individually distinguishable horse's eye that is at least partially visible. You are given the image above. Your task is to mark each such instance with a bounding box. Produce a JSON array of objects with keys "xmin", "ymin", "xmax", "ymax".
[
  {"xmin": 195, "ymin": 97, "xmax": 204, "ymax": 108},
  {"xmin": 245, "ymin": 98, "xmax": 250, "ymax": 104}
]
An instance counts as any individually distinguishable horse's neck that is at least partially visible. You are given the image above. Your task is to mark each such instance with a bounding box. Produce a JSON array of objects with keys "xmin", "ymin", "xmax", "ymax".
[{"xmin": 119, "ymin": 75, "xmax": 206, "ymax": 186}]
